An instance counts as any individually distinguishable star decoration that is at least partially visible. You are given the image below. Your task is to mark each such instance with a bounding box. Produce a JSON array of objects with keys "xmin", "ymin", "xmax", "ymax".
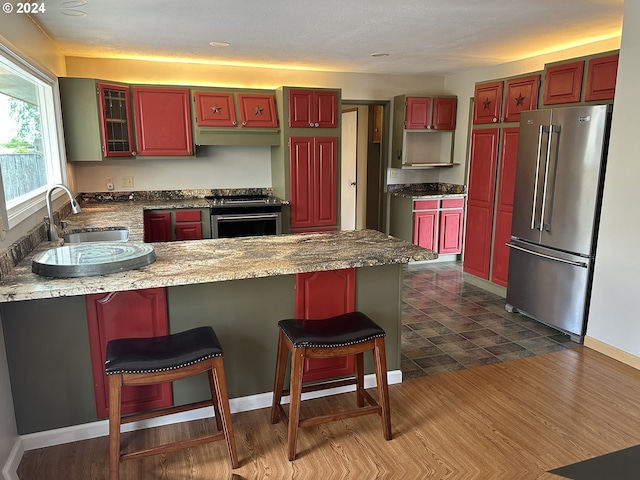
[
  {"xmin": 482, "ymin": 97, "xmax": 492, "ymax": 110},
  {"xmin": 210, "ymin": 105, "xmax": 222, "ymax": 114},
  {"xmin": 515, "ymin": 93, "xmax": 525, "ymax": 107},
  {"xmin": 254, "ymin": 106, "xmax": 264, "ymax": 116}
]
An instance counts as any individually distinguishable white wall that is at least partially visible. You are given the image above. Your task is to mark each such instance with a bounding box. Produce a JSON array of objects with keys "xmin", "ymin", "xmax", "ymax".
[
  {"xmin": 74, "ymin": 146, "xmax": 272, "ymax": 192},
  {"xmin": 587, "ymin": 2, "xmax": 640, "ymax": 356}
]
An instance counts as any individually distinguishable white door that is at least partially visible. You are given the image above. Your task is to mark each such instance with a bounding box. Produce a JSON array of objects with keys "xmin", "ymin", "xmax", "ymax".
[{"xmin": 341, "ymin": 110, "xmax": 357, "ymax": 230}]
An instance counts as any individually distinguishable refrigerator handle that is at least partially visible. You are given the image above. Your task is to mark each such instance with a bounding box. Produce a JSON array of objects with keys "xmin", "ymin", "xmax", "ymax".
[
  {"xmin": 539, "ymin": 124, "xmax": 558, "ymax": 232},
  {"xmin": 506, "ymin": 243, "xmax": 588, "ymax": 268},
  {"xmin": 531, "ymin": 125, "xmax": 546, "ymax": 230}
]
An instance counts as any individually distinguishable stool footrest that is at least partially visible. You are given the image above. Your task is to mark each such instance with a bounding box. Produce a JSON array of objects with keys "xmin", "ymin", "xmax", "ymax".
[
  {"xmin": 121, "ymin": 431, "xmax": 226, "ymax": 462},
  {"xmin": 299, "ymin": 405, "xmax": 382, "ymax": 429},
  {"xmin": 121, "ymin": 399, "xmax": 214, "ymax": 425},
  {"xmin": 282, "ymin": 377, "xmax": 357, "ymax": 398}
]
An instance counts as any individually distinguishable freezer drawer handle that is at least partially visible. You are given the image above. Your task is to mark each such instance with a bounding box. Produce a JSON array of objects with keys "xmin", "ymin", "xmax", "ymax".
[{"xmin": 506, "ymin": 243, "xmax": 588, "ymax": 268}]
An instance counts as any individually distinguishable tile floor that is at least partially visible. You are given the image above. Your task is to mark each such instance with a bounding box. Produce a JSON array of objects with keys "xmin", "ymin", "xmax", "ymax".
[{"xmin": 401, "ymin": 261, "xmax": 578, "ymax": 378}]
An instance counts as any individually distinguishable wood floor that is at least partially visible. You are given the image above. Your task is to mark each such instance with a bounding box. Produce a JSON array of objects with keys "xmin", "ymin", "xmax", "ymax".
[{"xmin": 18, "ymin": 346, "xmax": 640, "ymax": 479}]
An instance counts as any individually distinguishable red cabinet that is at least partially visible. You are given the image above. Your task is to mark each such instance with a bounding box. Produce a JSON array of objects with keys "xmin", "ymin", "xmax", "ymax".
[
  {"xmin": 144, "ymin": 211, "xmax": 172, "ymax": 242},
  {"xmin": 174, "ymin": 209, "xmax": 203, "ymax": 241},
  {"xmin": 473, "ymin": 81, "xmax": 503, "ymax": 125},
  {"xmin": 490, "ymin": 128, "xmax": 519, "ymax": 287},
  {"xmin": 144, "ymin": 210, "xmax": 206, "ymax": 242},
  {"xmin": 86, "ymin": 288, "xmax": 171, "ymax": 418},
  {"xmin": 288, "ymin": 89, "xmax": 338, "ymax": 128},
  {"xmin": 97, "ymin": 83, "xmax": 135, "ymax": 157},
  {"xmin": 585, "ymin": 53, "xmax": 619, "ymax": 102},
  {"xmin": 132, "ymin": 87, "xmax": 193, "ymax": 156},
  {"xmin": 543, "ymin": 60, "xmax": 584, "ymax": 105},
  {"xmin": 463, "ymin": 128, "xmax": 499, "ymax": 279},
  {"xmin": 503, "ymin": 75, "xmax": 540, "ymax": 123},
  {"xmin": 193, "ymin": 92, "xmax": 236, "ymax": 127},
  {"xmin": 438, "ymin": 198, "xmax": 464, "ymax": 255},
  {"xmin": 413, "ymin": 201, "xmax": 438, "ymax": 251},
  {"xmin": 405, "ymin": 96, "xmax": 457, "ymax": 130},
  {"xmin": 289, "ymin": 137, "xmax": 338, "ymax": 230},
  {"xmin": 238, "ymin": 94, "xmax": 278, "ymax": 128},
  {"xmin": 295, "ymin": 269, "xmax": 355, "ymax": 382}
]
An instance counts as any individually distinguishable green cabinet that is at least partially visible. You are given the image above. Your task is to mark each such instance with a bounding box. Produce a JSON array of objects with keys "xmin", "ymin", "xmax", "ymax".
[{"xmin": 391, "ymin": 94, "xmax": 458, "ymax": 168}]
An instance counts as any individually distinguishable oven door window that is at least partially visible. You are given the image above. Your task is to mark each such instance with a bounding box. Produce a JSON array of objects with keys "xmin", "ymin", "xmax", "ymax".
[{"xmin": 212, "ymin": 213, "xmax": 282, "ymax": 238}]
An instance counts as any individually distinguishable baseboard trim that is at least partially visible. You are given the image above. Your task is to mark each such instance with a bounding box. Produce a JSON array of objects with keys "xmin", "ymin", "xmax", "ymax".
[
  {"xmin": 2, "ymin": 438, "xmax": 22, "ymax": 480},
  {"xmin": 584, "ymin": 336, "xmax": 640, "ymax": 370},
  {"xmin": 19, "ymin": 370, "xmax": 402, "ymax": 452},
  {"xmin": 462, "ymin": 273, "xmax": 507, "ymax": 298}
]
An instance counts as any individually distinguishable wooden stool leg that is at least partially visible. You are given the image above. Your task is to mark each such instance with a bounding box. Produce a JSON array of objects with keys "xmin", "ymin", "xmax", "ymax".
[
  {"xmin": 211, "ymin": 357, "xmax": 239, "ymax": 469},
  {"xmin": 271, "ymin": 330, "xmax": 289, "ymax": 424},
  {"xmin": 108, "ymin": 374, "xmax": 123, "ymax": 480},
  {"xmin": 355, "ymin": 352, "xmax": 365, "ymax": 408},
  {"xmin": 287, "ymin": 347, "xmax": 306, "ymax": 461},
  {"xmin": 373, "ymin": 337, "xmax": 392, "ymax": 440},
  {"xmin": 207, "ymin": 369, "xmax": 223, "ymax": 431}
]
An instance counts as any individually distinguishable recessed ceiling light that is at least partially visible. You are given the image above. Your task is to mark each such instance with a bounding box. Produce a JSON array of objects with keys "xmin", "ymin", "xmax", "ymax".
[
  {"xmin": 59, "ymin": 0, "xmax": 87, "ymax": 6},
  {"xmin": 209, "ymin": 41, "xmax": 231, "ymax": 47},
  {"xmin": 60, "ymin": 9, "xmax": 87, "ymax": 16},
  {"xmin": 370, "ymin": 53, "xmax": 390, "ymax": 57}
]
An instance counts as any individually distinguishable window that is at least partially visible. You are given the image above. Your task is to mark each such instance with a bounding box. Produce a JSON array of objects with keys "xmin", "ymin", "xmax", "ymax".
[{"xmin": 0, "ymin": 44, "xmax": 65, "ymax": 230}]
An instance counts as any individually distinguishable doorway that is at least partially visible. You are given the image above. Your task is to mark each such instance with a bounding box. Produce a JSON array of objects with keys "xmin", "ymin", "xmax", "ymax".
[{"xmin": 341, "ymin": 101, "xmax": 388, "ymax": 232}]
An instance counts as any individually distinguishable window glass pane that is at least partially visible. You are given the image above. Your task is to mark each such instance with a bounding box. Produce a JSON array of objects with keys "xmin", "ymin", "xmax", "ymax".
[{"xmin": 0, "ymin": 88, "xmax": 47, "ymax": 202}]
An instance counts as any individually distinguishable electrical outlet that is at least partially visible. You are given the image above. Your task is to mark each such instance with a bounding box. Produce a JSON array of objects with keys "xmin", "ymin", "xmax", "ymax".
[
  {"xmin": 106, "ymin": 176, "xmax": 114, "ymax": 191},
  {"xmin": 389, "ymin": 169, "xmax": 398, "ymax": 179},
  {"xmin": 121, "ymin": 176, "xmax": 134, "ymax": 188}
]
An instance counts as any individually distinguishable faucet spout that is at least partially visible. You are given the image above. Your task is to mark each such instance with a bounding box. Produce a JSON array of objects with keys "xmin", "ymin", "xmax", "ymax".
[{"xmin": 46, "ymin": 184, "xmax": 82, "ymax": 241}]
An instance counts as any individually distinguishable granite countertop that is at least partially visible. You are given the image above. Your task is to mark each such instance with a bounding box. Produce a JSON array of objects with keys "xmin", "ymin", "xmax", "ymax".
[
  {"xmin": 387, "ymin": 183, "xmax": 467, "ymax": 199},
  {"xmin": 0, "ymin": 199, "xmax": 435, "ymax": 302}
]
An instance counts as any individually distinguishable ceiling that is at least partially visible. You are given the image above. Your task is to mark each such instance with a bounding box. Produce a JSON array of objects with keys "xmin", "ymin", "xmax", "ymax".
[{"xmin": 29, "ymin": 0, "xmax": 624, "ymax": 76}]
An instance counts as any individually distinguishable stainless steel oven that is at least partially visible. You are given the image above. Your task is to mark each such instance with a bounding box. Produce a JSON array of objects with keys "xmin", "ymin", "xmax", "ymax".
[{"xmin": 209, "ymin": 195, "xmax": 283, "ymax": 239}]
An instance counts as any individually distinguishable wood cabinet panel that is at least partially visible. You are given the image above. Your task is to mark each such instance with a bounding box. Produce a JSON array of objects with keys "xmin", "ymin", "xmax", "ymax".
[
  {"xmin": 289, "ymin": 137, "xmax": 337, "ymax": 229},
  {"xmin": 439, "ymin": 208, "xmax": 464, "ymax": 255},
  {"xmin": 193, "ymin": 92, "xmax": 236, "ymax": 127},
  {"xmin": 413, "ymin": 210, "xmax": 438, "ymax": 251},
  {"xmin": 133, "ymin": 87, "xmax": 193, "ymax": 156},
  {"xmin": 288, "ymin": 89, "xmax": 338, "ymax": 128},
  {"xmin": 143, "ymin": 211, "xmax": 172, "ymax": 242},
  {"xmin": 504, "ymin": 75, "xmax": 540, "ymax": 123},
  {"xmin": 295, "ymin": 269, "xmax": 355, "ymax": 382},
  {"xmin": 175, "ymin": 223, "xmax": 203, "ymax": 241},
  {"xmin": 86, "ymin": 288, "xmax": 171, "ymax": 418},
  {"xmin": 585, "ymin": 53, "xmax": 619, "ymax": 102},
  {"xmin": 405, "ymin": 97, "xmax": 431, "ymax": 129},
  {"xmin": 473, "ymin": 81, "xmax": 503, "ymax": 125},
  {"xmin": 431, "ymin": 97, "xmax": 457, "ymax": 130},
  {"xmin": 543, "ymin": 60, "xmax": 584, "ymax": 105},
  {"xmin": 463, "ymin": 128, "xmax": 499, "ymax": 279},
  {"xmin": 491, "ymin": 128, "xmax": 519, "ymax": 287},
  {"xmin": 238, "ymin": 94, "xmax": 278, "ymax": 128}
]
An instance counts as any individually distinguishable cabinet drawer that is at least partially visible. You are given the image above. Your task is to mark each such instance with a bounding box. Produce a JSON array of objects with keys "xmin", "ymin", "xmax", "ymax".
[
  {"xmin": 174, "ymin": 209, "xmax": 202, "ymax": 222},
  {"xmin": 441, "ymin": 198, "xmax": 464, "ymax": 209},
  {"xmin": 413, "ymin": 200, "xmax": 438, "ymax": 210}
]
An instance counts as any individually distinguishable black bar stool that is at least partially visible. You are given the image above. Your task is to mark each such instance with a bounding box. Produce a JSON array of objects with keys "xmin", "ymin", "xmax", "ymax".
[
  {"xmin": 105, "ymin": 326, "xmax": 238, "ymax": 480},
  {"xmin": 271, "ymin": 311, "xmax": 392, "ymax": 460}
]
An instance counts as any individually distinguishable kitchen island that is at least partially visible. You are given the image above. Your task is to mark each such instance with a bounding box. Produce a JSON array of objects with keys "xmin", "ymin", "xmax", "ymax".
[{"xmin": 0, "ymin": 227, "xmax": 434, "ymax": 437}]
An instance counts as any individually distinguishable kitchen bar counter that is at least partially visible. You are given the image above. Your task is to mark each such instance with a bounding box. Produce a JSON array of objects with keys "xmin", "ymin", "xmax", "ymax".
[{"xmin": 0, "ymin": 229, "xmax": 434, "ymax": 302}]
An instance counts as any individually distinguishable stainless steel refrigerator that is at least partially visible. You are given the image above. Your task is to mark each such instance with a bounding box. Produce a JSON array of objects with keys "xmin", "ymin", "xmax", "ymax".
[{"xmin": 506, "ymin": 104, "xmax": 612, "ymax": 342}]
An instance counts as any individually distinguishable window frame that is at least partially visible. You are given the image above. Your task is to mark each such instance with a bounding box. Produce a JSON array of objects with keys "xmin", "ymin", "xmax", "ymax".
[{"xmin": 0, "ymin": 42, "xmax": 68, "ymax": 231}]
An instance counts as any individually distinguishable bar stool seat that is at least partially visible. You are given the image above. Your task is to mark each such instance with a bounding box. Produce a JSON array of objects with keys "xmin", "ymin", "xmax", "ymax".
[
  {"xmin": 106, "ymin": 326, "xmax": 238, "ymax": 480},
  {"xmin": 271, "ymin": 311, "xmax": 392, "ymax": 461}
]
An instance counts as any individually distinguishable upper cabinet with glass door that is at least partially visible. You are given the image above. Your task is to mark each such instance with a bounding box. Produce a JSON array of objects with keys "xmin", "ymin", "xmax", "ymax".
[{"xmin": 59, "ymin": 78, "xmax": 194, "ymax": 161}]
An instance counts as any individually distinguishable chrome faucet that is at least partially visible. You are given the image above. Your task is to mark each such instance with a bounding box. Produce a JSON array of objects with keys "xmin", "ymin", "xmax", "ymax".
[{"xmin": 46, "ymin": 184, "xmax": 82, "ymax": 241}]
